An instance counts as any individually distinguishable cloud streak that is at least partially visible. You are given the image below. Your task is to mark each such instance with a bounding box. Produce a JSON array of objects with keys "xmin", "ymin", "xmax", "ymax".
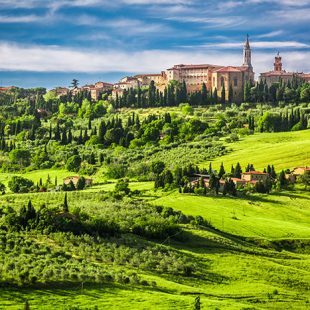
[{"xmin": 0, "ymin": 42, "xmax": 309, "ymax": 77}]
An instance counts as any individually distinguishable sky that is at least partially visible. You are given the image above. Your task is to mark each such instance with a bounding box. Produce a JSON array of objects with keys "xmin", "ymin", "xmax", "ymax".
[{"xmin": 0, "ymin": 0, "xmax": 309, "ymax": 89}]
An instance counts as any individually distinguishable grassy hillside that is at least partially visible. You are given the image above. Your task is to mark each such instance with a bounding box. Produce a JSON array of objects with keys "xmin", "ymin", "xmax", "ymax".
[
  {"xmin": 205, "ymin": 129, "xmax": 310, "ymax": 171},
  {"xmin": 153, "ymin": 190, "xmax": 310, "ymax": 239},
  {"xmin": 0, "ymin": 190, "xmax": 309, "ymax": 309}
]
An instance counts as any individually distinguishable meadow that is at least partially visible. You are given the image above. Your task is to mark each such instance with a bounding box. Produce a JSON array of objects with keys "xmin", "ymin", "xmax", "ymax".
[
  {"xmin": 0, "ymin": 182, "xmax": 309, "ymax": 309},
  {"xmin": 207, "ymin": 129, "xmax": 310, "ymax": 171}
]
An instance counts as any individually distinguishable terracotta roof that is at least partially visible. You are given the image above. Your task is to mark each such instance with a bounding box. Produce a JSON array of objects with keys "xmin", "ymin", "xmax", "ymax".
[
  {"xmin": 135, "ymin": 74, "xmax": 162, "ymax": 77},
  {"xmin": 167, "ymin": 64, "xmax": 222, "ymax": 70},
  {"xmin": 64, "ymin": 176, "xmax": 80, "ymax": 180},
  {"xmin": 293, "ymin": 166, "xmax": 310, "ymax": 171},
  {"xmin": 215, "ymin": 66, "xmax": 242, "ymax": 73},
  {"xmin": 231, "ymin": 178, "xmax": 246, "ymax": 182},
  {"xmin": 95, "ymin": 81, "xmax": 113, "ymax": 85},
  {"xmin": 0, "ymin": 86, "xmax": 15, "ymax": 91},
  {"xmin": 242, "ymin": 171, "xmax": 268, "ymax": 175},
  {"xmin": 260, "ymin": 70, "xmax": 301, "ymax": 77}
]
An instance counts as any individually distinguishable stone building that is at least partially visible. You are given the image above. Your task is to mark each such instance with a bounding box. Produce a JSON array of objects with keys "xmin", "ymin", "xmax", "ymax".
[
  {"xmin": 134, "ymin": 72, "xmax": 167, "ymax": 92},
  {"xmin": 114, "ymin": 35, "xmax": 255, "ymax": 102},
  {"xmin": 259, "ymin": 52, "xmax": 310, "ymax": 86},
  {"xmin": 165, "ymin": 35, "xmax": 254, "ymax": 100}
]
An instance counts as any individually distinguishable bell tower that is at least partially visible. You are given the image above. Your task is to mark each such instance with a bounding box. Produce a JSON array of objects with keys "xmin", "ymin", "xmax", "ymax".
[
  {"xmin": 274, "ymin": 52, "xmax": 282, "ymax": 72},
  {"xmin": 243, "ymin": 34, "xmax": 252, "ymax": 69}
]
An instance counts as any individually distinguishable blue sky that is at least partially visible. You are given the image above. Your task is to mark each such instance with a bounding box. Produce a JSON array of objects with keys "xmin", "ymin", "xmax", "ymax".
[{"xmin": 0, "ymin": 0, "xmax": 309, "ymax": 88}]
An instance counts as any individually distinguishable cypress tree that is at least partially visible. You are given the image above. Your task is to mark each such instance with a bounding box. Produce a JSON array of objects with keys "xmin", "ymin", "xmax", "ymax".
[
  {"xmin": 213, "ymin": 88, "xmax": 218, "ymax": 104},
  {"xmin": 54, "ymin": 122, "xmax": 61, "ymax": 140},
  {"xmin": 98, "ymin": 120, "xmax": 106, "ymax": 144},
  {"xmin": 234, "ymin": 162, "xmax": 242, "ymax": 179},
  {"xmin": 63, "ymin": 193, "xmax": 69, "ymax": 212},
  {"xmin": 208, "ymin": 162, "xmax": 212, "ymax": 174},
  {"xmin": 244, "ymin": 81, "xmax": 251, "ymax": 102},
  {"xmin": 228, "ymin": 84, "xmax": 233, "ymax": 104},
  {"xmin": 201, "ymin": 83, "xmax": 208, "ymax": 105},
  {"xmin": 24, "ymin": 300, "xmax": 30, "ymax": 310},
  {"xmin": 231, "ymin": 165, "xmax": 235, "ymax": 174},
  {"xmin": 61, "ymin": 130, "xmax": 67, "ymax": 145},
  {"xmin": 67, "ymin": 129, "xmax": 72, "ymax": 144},
  {"xmin": 218, "ymin": 162, "xmax": 225, "ymax": 179},
  {"xmin": 278, "ymin": 170, "xmax": 287, "ymax": 189},
  {"xmin": 221, "ymin": 85, "xmax": 226, "ymax": 104}
]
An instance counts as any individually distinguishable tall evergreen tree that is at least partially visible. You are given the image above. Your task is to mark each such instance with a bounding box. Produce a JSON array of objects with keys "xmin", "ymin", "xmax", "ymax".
[
  {"xmin": 234, "ymin": 162, "xmax": 242, "ymax": 179},
  {"xmin": 218, "ymin": 162, "xmax": 225, "ymax": 179},
  {"xmin": 63, "ymin": 193, "xmax": 69, "ymax": 212},
  {"xmin": 221, "ymin": 85, "xmax": 226, "ymax": 104},
  {"xmin": 201, "ymin": 83, "xmax": 208, "ymax": 105},
  {"xmin": 244, "ymin": 81, "xmax": 251, "ymax": 102},
  {"xmin": 228, "ymin": 84, "xmax": 233, "ymax": 104}
]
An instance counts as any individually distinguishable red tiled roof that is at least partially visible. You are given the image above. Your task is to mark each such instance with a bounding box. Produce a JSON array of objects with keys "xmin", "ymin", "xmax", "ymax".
[
  {"xmin": 0, "ymin": 86, "xmax": 15, "ymax": 91},
  {"xmin": 231, "ymin": 178, "xmax": 247, "ymax": 182},
  {"xmin": 242, "ymin": 171, "xmax": 268, "ymax": 175},
  {"xmin": 95, "ymin": 81, "xmax": 113, "ymax": 86},
  {"xmin": 135, "ymin": 74, "xmax": 162, "ymax": 77},
  {"xmin": 260, "ymin": 70, "xmax": 301, "ymax": 77},
  {"xmin": 167, "ymin": 64, "xmax": 222, "ymax": 70},
  {"xmin": 215, "ymin": 66, "xmax": 242, "ymax": 73}
]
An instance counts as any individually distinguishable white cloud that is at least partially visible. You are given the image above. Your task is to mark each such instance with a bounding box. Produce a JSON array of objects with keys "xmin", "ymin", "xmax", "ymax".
[
  {"xmin": 255, "ymin": 31, "xmax": 284, "ymax": 38},
  {"xmin": 201, "ymin": 41, "xmax": 310, "ymax": 49},
  {"xmin": 248, "ymin": 0, "xmax": 310, "ymax": 6},
  {"xmin": 166, "ymin": 16, "xmax": 246, "ymax": 28},
  {"xmin": 0, "ymin": 42, "xmax": 309, "ymax": 77},
  {"xmin": 0, "ymin": 14, "xmax": 42, "ymax": 23}
]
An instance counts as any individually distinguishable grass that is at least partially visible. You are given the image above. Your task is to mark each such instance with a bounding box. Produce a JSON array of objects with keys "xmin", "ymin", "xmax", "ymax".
[
  {"xmin": 0, "ymin": 189, "xmax": 310, "ymax": 309},
  {"xmin": 204, "ymin": 129, "xmax": 310, "ymax": 171},
  {"xmin": 152, "ymin": 190, "xmax": 310, "ymax": 239}
]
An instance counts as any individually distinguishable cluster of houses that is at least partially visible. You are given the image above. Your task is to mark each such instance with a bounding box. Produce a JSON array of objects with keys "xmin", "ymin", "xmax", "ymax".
[
  {"xmin": 52, "ymin": 81, "xmax": 114, "ymax": 101},
  {"xmin": 190, "ymin": 170, "xmax": 270, "ymax": 191},
  {"xmin": 190, "ymin": 166, "xmax": 309, "ymax": 191}
]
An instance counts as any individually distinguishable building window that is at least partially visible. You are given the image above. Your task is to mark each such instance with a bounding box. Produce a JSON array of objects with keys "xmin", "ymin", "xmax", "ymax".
[
  {"xmin": 221, "ymin": 77, "xmax": 224, "ymax": 87},
  {"xmin": 234, "ymin": 78, "xmax": 238, "ymax": 87}
]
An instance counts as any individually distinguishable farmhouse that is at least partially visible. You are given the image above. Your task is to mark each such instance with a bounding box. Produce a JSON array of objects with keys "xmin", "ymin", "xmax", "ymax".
[
  {"xmin": 63, "ymin": 176, "xmax": 93, "ymax": 186},
  {"xmin": 241, "ymin": 171, "xmax": 269, "ymax": 184},
  {"xmin": 292, "ymin": 166, "xmax": 310, "ymax": 176}
]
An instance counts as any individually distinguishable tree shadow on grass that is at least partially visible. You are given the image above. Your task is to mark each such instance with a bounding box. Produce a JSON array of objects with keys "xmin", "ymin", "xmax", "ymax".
[
  {"xmin": 170, "ymin": 227, "xmax": 295, "ymax": 260},
  {"xmin": 270, "ymin": 191, "xmax": 310, "ymax": 201}
]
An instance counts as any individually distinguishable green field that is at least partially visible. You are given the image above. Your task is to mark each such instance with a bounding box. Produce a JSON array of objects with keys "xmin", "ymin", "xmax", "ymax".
[
  {"xmin": 0, "ymin": 186, "xmax": 310, "ymax": 309},
  {"xmin": 153, "ymin": 190, "xmax": 310, "ymax": 239},
  {"xmin": 206, "ymin": 129, "xmax": 310, "ymax": 171}
]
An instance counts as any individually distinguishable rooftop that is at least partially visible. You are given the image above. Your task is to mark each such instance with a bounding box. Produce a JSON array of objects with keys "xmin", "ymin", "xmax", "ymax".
[
  {"xmin": 242, "ymin": 171, "xmax": 268, "ymax": 175},
  {"xmin": 167, "ymin": 64, "xmax": 222, "ymax": 70}
]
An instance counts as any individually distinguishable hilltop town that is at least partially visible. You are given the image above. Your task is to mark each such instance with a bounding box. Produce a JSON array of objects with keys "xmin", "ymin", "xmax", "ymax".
[
  {"xmin": 40, "ymin": 36, "xmax": 310, "ymax": 103},
  {"xmin": 2, "ymin": 36, "xmax": 309, "ymax": 105}
]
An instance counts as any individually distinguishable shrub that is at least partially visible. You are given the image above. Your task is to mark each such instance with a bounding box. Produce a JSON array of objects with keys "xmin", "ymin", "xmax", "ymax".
[
  {"xmin": 66, "ymin": 155, "xmax": 81, "ymax": 172},
  {"xmin": 8, "ymin": 176, "xmax": 34, "ymax": 193}
]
